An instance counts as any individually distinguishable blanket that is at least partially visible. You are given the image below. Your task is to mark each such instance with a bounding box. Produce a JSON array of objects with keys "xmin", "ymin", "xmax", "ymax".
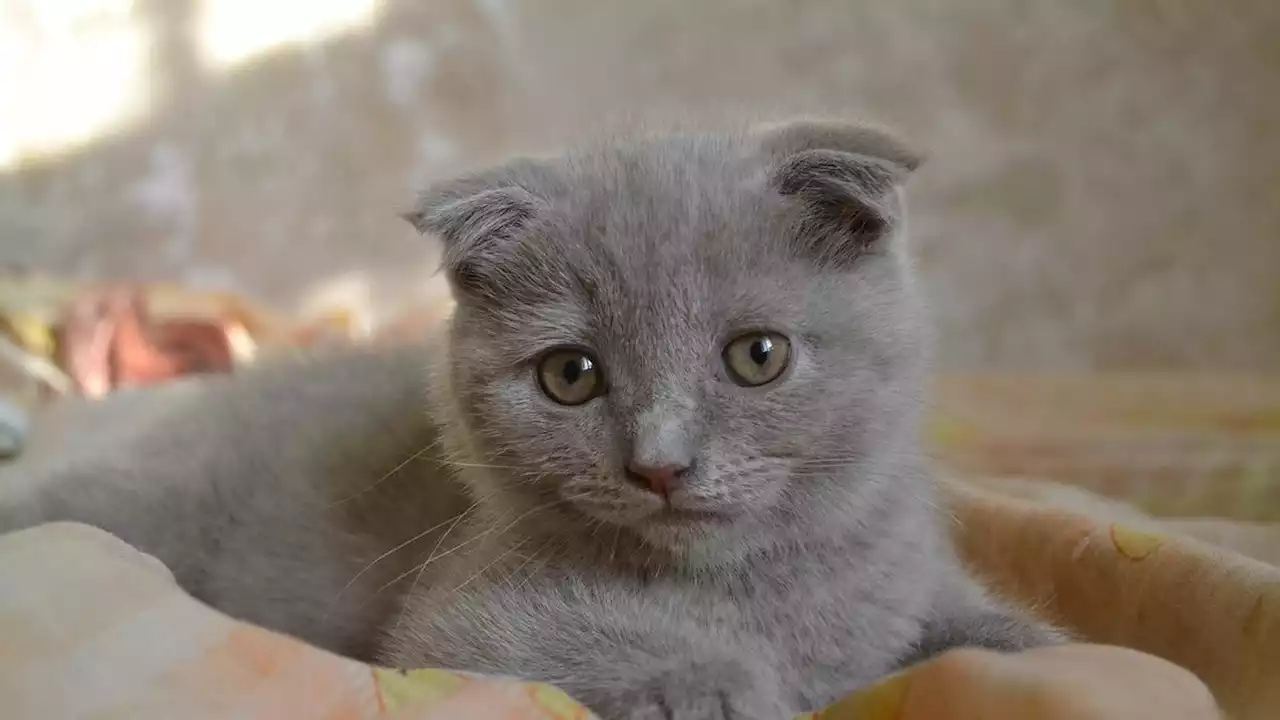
[
  {"xmin": 946, "ymin": 479, "xmax": 1277, "ymax": 719},
  {"xmin": 0, "ymin": 519, "xmax": 1224, "ymax": 720}
]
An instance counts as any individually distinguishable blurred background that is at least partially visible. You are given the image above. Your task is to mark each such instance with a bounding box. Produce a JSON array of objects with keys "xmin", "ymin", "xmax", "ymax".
[{"xmin": 1, "ymin": 0, "xmax": 1278, "ymax": 372}]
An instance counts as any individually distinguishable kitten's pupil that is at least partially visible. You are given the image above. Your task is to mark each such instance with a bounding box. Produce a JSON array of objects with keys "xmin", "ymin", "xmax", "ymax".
[
  {"xmin": 562, "ymin": 358, "xmax": 585, "ymax": 385},
  {"xmin": 749, "ymin": 338, "xmax": 772, "ymax": 366}
]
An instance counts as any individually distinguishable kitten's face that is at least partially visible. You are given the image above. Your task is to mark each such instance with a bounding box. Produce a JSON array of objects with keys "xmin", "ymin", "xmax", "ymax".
[{"xmin": 428, "ymin": 127, "xmax": 925, "ymax": 558}]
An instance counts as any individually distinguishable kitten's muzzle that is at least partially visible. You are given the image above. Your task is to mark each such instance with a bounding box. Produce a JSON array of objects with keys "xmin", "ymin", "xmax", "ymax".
[{"xmin": 625, "ymin": 460, "xmax": 695, "ymax": 499}]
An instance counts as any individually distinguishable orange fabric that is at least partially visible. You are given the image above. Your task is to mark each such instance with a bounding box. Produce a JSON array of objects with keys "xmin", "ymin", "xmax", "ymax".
[
  {"xmin": 56, "ymin": 287, "xmax": 240, "ymax": 396},
  {"xmin": 946, "ymin": 481, "xmax": 1280, "ymax": 720},
  {"xmin": 817, "ymin": 645, "xmax": 1219, "ymax": 720}
]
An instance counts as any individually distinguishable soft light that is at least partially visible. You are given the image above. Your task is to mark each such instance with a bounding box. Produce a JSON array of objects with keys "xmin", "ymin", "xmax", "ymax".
[
  {"xmin": 197, "ymin": 0, "xmax": 381, "ymax": 69},
  {"xmin": 0, "ymin": 0, "xmax": 149, "ymax": 167}
]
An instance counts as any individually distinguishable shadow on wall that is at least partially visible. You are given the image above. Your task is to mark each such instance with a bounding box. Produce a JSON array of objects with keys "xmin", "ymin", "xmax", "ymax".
[{"xmin": 1, "ymin": 0, "xmax": 1279, "ymax": 370}]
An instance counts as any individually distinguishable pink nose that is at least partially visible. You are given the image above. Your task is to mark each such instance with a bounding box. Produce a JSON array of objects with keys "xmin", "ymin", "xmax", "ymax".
[{"xmin": 626, "ymin": 462, "xmax": 689, "ymax": 497}]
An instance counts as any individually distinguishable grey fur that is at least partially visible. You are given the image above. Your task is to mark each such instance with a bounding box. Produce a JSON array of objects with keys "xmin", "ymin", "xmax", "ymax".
[{"xmin": 0, "ymin": 121, "xmax": 1058, "ymax": 719}]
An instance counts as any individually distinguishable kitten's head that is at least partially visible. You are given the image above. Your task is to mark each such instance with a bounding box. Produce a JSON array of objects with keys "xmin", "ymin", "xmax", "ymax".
[{"xmin": 408, "ymin": 120, "xmax": 928, "ymax": 563}]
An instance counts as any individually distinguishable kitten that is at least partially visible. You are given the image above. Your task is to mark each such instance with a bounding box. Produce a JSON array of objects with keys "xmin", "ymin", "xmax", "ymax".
[{"xmin": 0, "ymin": 121, "xmax": 1058, "ymax": 719}]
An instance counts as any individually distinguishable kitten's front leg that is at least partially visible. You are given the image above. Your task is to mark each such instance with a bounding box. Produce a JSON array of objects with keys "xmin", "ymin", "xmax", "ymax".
[
  {"xmin": 596, "ymin": 649, "xmax": 788, "ymax": 720},
  {"xmin": 384, "ymin": 579, "xmax": 791, "ymax": 720}
]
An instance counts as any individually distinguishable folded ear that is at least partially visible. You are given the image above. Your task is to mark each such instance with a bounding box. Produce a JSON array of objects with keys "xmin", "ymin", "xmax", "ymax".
[
  {"xmin": 756, "ymin": 120, "xmax": 922, "ymax": 267},
  {"xmin": 757, "ymin": 119, "xmax": 923, "ymax": 173},
  {"xmin": 402, "ymin": 161, "xmax": 547, "ymax": 296}
]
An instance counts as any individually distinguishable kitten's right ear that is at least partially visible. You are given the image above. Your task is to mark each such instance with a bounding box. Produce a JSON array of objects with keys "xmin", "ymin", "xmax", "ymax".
[
  {"xmin": 755, "ymin": 119, "xmax": 923, "ymax": 268},
  {"xmin": 403, "ymin": 166, "xmax": 545, "ymax": 296}
]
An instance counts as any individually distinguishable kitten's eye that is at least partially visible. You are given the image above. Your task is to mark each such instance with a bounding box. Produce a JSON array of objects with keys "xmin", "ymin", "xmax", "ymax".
[
  {"xmin": 536, "ymin": 348, "xmax": 604, "ymax": 405},
  {"xmin": 723, "ymin": 332, "xmax": 791, "ymax": 387}
]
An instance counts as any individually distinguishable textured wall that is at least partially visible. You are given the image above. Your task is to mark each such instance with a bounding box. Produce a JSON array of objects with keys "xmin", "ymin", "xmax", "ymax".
[{"xmin": 2, "ymin": 0, "xmax": 1278, "ymax": 370}]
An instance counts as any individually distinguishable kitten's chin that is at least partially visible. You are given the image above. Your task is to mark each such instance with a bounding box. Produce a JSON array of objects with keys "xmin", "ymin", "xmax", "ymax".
[
  {"xmin": 567, "ymin": 499, "xmax": 746, "ymax": 561},
  {"xmin": 636, "ymin": 519, "xmax": 756, "ymax": 567},
  {"xmin": 630, "ymin": 504, "xmax": 772, "ymax": 562}
]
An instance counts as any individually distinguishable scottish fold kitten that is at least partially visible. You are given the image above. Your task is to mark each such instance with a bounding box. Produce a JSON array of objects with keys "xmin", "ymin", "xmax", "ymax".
[{"xmin": 0, "ymin": 121, "xmax": 1057, "ymax": 719}]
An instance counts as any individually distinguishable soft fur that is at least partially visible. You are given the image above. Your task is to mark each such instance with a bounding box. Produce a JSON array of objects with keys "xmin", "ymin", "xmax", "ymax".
[{"xmin": 0, "ymin": 121, "xmax": 1058, "ymax": 719}]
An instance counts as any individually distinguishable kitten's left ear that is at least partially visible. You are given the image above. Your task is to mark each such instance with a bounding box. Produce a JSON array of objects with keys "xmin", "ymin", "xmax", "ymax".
[{"xmin": 755, "ymin": 119, "xmax": 923, "ymax": 267}]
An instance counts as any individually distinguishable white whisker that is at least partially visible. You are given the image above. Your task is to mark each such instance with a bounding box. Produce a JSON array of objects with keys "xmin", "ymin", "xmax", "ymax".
[
  {"xmin": 440, "ymin": 459, "xmax": 528, "ymax": 471},
  {"xmin": 329, "ymin": 437, "xmax": 443, "ymax": 506},
  {"xmin": 369, "ymin": 498, "xmax": 564, "ymax": 598},
  {"xmin": 447, "ymin": 537, "xmax": 533, "ymax": 596},
  {"xmin": 609, "ymin": 522, "xmax": 622, "ymax": 565},
  {"xmin": 391, "ymin": 499, "xmax": 482, "ymax": 632},
  {"xmin": 327, "ymin": 489, "xmax": 498, "ymax": 612},
  {"xmin": 502, "ymin": 543, "xmax": 547, "ymax": 588}
]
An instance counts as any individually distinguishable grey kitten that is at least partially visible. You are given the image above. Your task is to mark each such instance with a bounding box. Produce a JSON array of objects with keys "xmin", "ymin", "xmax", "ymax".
[{"xmin": 0, "ymin": 121, "xmax": 1058, "ymax": 719}]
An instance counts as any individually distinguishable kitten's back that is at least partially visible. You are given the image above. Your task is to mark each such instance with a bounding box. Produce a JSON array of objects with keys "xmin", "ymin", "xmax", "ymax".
[{"xmin": 0, "ymin": 342, "xmax": 467, "ymax": 657}]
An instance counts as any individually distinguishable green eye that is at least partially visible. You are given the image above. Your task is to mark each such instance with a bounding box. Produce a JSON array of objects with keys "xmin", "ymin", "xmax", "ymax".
[
  {"xmin": 537, "ymin": 348, "xmax": 604, "ymax": 405},
  {"xmin": 723, "ymin": 332, "xmax": 791, "ymax": 387}
]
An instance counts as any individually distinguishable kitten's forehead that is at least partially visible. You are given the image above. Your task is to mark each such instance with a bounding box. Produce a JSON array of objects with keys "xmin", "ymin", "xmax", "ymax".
[
  {"xmin": 542, "ymin": 138, "xmax": 784, "ymax": 285},
  {"xmin": 528, "ymin": 137, "xmax": 805, "ymax": 351}
]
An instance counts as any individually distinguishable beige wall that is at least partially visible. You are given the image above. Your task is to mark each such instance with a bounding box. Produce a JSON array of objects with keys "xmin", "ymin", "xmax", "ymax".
[{"xmin": 2, "ymin": 0, "xmax": 1278, "ymax": 370}]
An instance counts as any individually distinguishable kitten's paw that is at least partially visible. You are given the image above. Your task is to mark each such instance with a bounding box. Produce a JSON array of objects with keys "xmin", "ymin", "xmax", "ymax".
[
  {"xmin": 614, "ymin": 659, "xmax": 788, "ymax": 720},
  {"xmin": 899, "ymin": 601, "xmax": 1066, "ymax": 670}
]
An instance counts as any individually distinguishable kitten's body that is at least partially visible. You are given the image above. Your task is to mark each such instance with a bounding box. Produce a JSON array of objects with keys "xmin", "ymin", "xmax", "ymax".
[
  {"xmin": 0, "ymin": 122, "xmax": 1056, "ymax": 719},
  {"xmin": 1, "ymin": 346, "xmax": 467, "ymax": 657}
]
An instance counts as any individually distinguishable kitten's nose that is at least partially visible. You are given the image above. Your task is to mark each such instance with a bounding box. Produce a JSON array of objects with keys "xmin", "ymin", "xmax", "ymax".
[{"xmin": 626, "ymin": 461, "xmax": 691, "ymax": 497}]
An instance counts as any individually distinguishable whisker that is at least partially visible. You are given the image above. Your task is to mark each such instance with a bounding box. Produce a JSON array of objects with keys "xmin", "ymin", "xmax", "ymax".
[
  {"xmin": 512, "ymin": 535, "xmax": 568, "ymax": 592},
  {"xmin": 391, "ymin": 500, "xmax": 481, "ymax": 632},
  {"xmin": 792, "ymin": 460, "xmax": 863, "ymax": 468},
  {"xmin": 327, "ymin": 489, "xmax": 498, "ymax": 611},
  {"xmin": 501, "ymin": 542, "xmax": 548, "ymax": 588},
  {"xmin": 329, "ymin": 437, "xmax": 444, "ymax": 506},
  {"xmin": 438, "ymin": 459, "xmax": 530, "ymax": 471},
  {"xmin": 609, "ymin": 522, "xmax": 622, "ymax": 565},
  {"xmin": 447, "ymin": 537, "xmax": 534, "ymax": 596},
  {"xmin": 368, "ymin": 498, "xmax": 565, "ymax": 598},
  {"xmin": 589, "ymin": 516, "xmax": 608, "ymax": 541},
  {"xmin": 514, "ymin": 555, "xmax": 552, "ymax": 592}
]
